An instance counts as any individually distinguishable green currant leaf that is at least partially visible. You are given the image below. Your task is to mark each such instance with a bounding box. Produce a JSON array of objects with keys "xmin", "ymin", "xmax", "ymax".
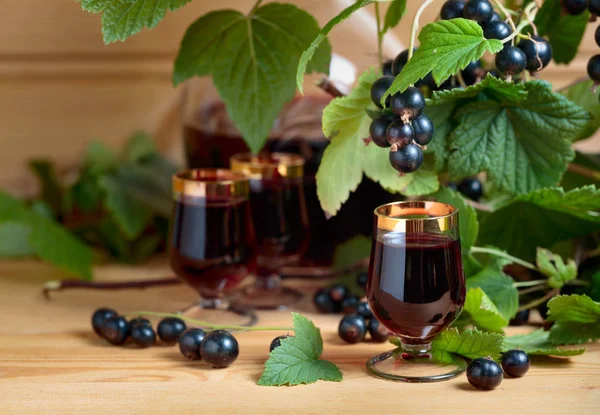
[
  {"xmin": 480, "ymin": 186, "xmax": 600, "ymax": 261},
  {"xmin": 467, "ymin": 266, "xmax": 518, "ymax": 321},
  {"xmin": 560, "ymin": 79, "xmax": 600, "ymax": 142},
  {"xmin": 547, "ymin": 295, "xmax": 600, "ymax": 345},
  {"xmin": 534, "ymin": 0, "xmax": 589, "ymax": 64},
  {"xmin": 174, "ymin": 4, "xmax": 331, "ymax": 153},
  {"xmin": 0, "ymin": 222, "xmax": 34, "ymax": 257},
  {"xmin": 122, "ymin": 131, "xmax": 156, "ymax": 163},
  {"xmin": 383, "ymin": 18, "xmax": 502, "ymax": 100},
  {"xmin": 463, "ymin": 287, "xmax": 508, "ymax": 333},
  {"xmin": 431, "ymin": 75, "xmax": 528, "ymax": 106},
  {"xmin": 258, "ymin": 313, "xmax": 342, "ymax": 386},
  {"xmin": 382, "ymin": 0, "xmax": 407, "ymax": 33},
  {"xmin": 502, "ymin": 329, "xmax": 586, "ymax": 356},
  {"xmin": 536, "ymin": 248, "xmax": 578, "ymax": 289},
  {"xmin": 296, "ymin": 0, "xmax": 387, "ymax": 92},
  {"xmin": 448, "ymin": 81, "xmax": 589, "ymax": 195},
  {"xmin": 77, "ymin": 0, "xmax": 111, "ymax": 13},
  {"xmin": 28, "ymin": 160, "xmax": 64, "ymax": 217},
  {"xmin": 433, "ymin": 187, "xmax": 478, "ymax": 253},
  {"xmin": 432, "ymin": 328, "xmax": 503, "ymax": 361},
  {"xmin": 423, "ymin": 101, "xmax": 455, "ymax": 172},
  {"xmin": 0, "ymin": 192, "xmax": 94, "ymax": 280},
  {"xmin": 85, "ymin": 140, "xmax": 118, "ymax": 176}
]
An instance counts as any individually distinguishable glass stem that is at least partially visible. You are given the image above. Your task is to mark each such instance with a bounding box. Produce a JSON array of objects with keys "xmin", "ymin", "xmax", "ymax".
[{"xmin": 400, "ymin": 339, "xmax": 432, "ymax": 357}]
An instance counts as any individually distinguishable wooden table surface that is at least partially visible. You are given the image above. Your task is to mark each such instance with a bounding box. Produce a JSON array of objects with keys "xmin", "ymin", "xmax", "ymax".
[{"xmin": 0, "ymin": 259, "xmax": 599, "ymax": 414}]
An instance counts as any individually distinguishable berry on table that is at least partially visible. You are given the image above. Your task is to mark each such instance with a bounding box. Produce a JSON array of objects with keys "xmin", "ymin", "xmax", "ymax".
[
  {"xmin": 467, "ymin": 357, "xmax": 503, "ymax": 390},
  {"xmin": 371, "ymin": 76, "xmax": 395, "ymax": 108},
  {"xmin": 495, "ymin": 45, "xmax": 527, "ymax": 77},
  {"xmin": 178, "ymin": 328, "xmax": 206, "ymax": 360},
  {"xmin": 382, "ymin": 59, "xmax": 394, "ymax": 76},
  {"xmin": 129, "ymin": 317, "xmax": 151, "ymax": 328},
  {"xmin": 91, "ymin": 307, "xmax": 118, "ymax": 337},
  {"xmin": 131, "ymin": 325, "xmax": 156, "ymax": 348},
  {"xmin": 509, "ymin": 309, "xmax": 530, "ymax": 326},
  {"xmin": 356, "ymin": 301, "xmax": 374, "ymax": 320},
  {"xmin": 102, "ymin": 316, "xmax": 130, "ymax": 345},
  {"xmin": 269, "ymin": 335, "xmax": 292, "ymax": 352},
  {"xmin": 328, "ymin": 283, "xmax": 350, "ymax": 303},
  {"xmin": 157, "ymin": 317, "xmax": 187, "ymax": 344},
  {"xmin": 338, "ymin": 314, "xmax": 367, "ymax": 344},
  {"xmin": 587, "ymin": 55, "xmax": 600, "ymax": 83},
  {"xmin": 462, "ymin": 0, "xmax": 493, "ymax": 25},
  {"xmin": 483, "ymin": 21, "xmax": 512, "ymax": 40},
  {"xmin": 313, "ymin": 288, "xmax": 337, "ymax": 313},
  {"xmin": 517, "ymin": 36, "xmax": 552, "ymax": 72},
  {"xmin": 501, "ymin": 350, "xmax": 530, "ymax": 377},
  {"xmin": 390, "ymin": 144, "xmax": 424, "ymax": 174},
  {"xmin": 441, "ymin": 0, "xmax": 466, "ymax": 20},
  {"xmin": 412, "ymin": 115, "xmax": 434, "ymax": 146},
  {"xmin": 200, "ymin": 330, "xmax": 239, "ymax": 368},
  {"xmin": 457, "ymin": 177, "xmax": 483, "ymax": 201},
  {"xmin": 386, "ymin": 122, "xmax": 414, "ymax": 149},
  {"xmin": 562, "ymin": 0, "xmax": 587, "ymax": 15},
  {"xmin": 341, "ymin": 296, "xmax": 360, "ymax": 314},
  {"xmin": 368, "ymin": 319, "xmax": 390, "ymax": 343}
]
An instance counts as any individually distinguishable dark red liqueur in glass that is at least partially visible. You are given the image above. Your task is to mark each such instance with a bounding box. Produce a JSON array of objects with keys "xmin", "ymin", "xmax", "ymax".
[
  {"xmin": 367, "ymin": 233, "xmax": 465, "ymax": 342},
  {"xmin": 170, "ymin": 197, "xmax": 256, "ymax": 298}
]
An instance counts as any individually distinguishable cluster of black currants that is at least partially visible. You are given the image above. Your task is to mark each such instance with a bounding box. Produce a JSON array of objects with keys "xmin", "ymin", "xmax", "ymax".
[
  {"xmin": 338, "ymin": 301, "xmax": 389, "ymax": 344},
  {"xmin": 562, "ymin": 0, "xmax": 600, "ymax": 17},
  {"xmin": 586, "ymin": 3, "xmax": 600, "ymax": 91},
  {"xmin": 91, "ymin": 308, "xmax": 240, "ymax": 368},
  {"xmin": 467, "ymin": 350, "xmax": 530, "ymax": 390},
  {"xmin": 313, "ymin": 271, "xmax": 368, "ymax": 314},
  {"xmin": 369, "ymin": 75, "xmax": 432, "ymax": 175},
  {"xmin": 441, "ymin": 0, "xmax": 552, "ymax": 78}
]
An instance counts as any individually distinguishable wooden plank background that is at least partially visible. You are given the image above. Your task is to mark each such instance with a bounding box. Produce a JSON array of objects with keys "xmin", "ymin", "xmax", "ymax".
[{"xmin": 1, "ymin": 0, "xmax": 599, "ymax": 194}]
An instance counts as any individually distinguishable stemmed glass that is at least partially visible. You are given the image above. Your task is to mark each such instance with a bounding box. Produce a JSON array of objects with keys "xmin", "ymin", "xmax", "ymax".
[
  {"xmin": 366, "ymin": 201, "xmax": 467, "ymax": 382},
  {"xmin": 229, "ymin": 152, "xmax": 310, "ymax": 309},
  {"xmin": 169, "ymin": 169, "xmax": 257, "ymax": 325}
]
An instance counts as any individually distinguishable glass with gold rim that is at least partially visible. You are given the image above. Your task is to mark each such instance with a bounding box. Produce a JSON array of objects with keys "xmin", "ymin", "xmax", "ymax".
[{"xmin": 366, "ymin": 201, "xmax": 467, "ymax": 382}]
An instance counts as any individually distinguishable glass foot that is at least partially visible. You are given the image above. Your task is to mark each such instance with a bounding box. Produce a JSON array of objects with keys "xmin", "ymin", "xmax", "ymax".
[
  {"xmin": 366, "ymin": 347, "xmax": 467, "ymax": 383},
  {"xmin": 179, "ymin": 298, "xmax": 258, "ymax": 327},
  {"xmin": 231, "ymin": 275, "xmax": 304, "ymax": 310}
]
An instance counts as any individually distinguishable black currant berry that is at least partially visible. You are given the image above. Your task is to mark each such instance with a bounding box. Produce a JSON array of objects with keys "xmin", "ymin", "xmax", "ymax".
[
  {"xmin": 562, "ymin": 0, "xmax": 587, "ymax": 15},
  {"xmin": 129, "ymin": 317, "xmax": 151, "ymax": 328},
  {"xmin": 157, "ymin": 317, "xmax": 187, "ymax": 344},
  {"xmin": 467, "ymin": 357, "xmax": 503, "ymax": 390},
  {"xmin": 461, "ymin": 61, "xmax": 483, "ymax": 85},
  {"xmin": 313, "ymin": 288, "xmax": 337, "ymax": 313},
  {"xmin": 587, "ymin": 55, "xmax": 600, "ymax": 82},
  {"xmin": 178, "ymin": 328, "xmax": 206, "ymax": 360},
  {"xmin": 392, "ymin": 48, "xmax": 413, "ymax": 76},
  {"xmin": 356, "ymin": 271, "xmax": 368, "ymax": 291},
  {"xmin": 367, "ymin": 319, "xmax": 390, "ymax": 343},
  {"xmin": 91, "ymin": 307, "xmax": 118, "ymax": 337},
  {"xmin": 501, "ymin": 350, "xmax": 530, "ymax": 377},
  {"xmin": 495, "ymin": 45, "xmax": 527, "ymax": 77},
  {"xmin": 131, "ymin": 325, "xmax": 156, "ymax": 348},
  {"xmin": 517, "ymin": 35, "xmax": 552, "ymax": 72},
  {"xmin": 441, "ymin": 0, "xmax": 466, "ymax": 20},
  {"xmin": 412, "ymin": 115, "xmax": 434, "ymax": 146},
  {"xmin": 102, "ymin": 316, "xmax": 130, "ymax": 345},
  {"xmin": 338, "ymin": 314, "xmax": 367, "ymax": 344},
  {"xmin": 391, "ymin": 87, "xmax": 425, "ymax": 122},
  {"xmin": 390, "ymin": 144, "xmax": 424, "ymax": 174},
  {"xmin": 382, "ymin": 59, "xmax": 394, "ymax": 76},
  {"xmin": 509, "ymin": 309, "xmax": 530, "ymax": 326},
  {"xmin": 329, "ymin": 283, "xmax": 350, "ymax": 303},
  {"xmin": 483, "ymin": 21, "xmax": 512, "ymax": 40},
  {"xmin": 269, "ymin": 335, "xmax": 292, "ymax": 352},
  {"xmin": 596, "ymin": 25, "xmax": 600, "ymax": 48},
  {"xmin": 386, "ymin": 122, "xmax": 414, "ymax": 148},
  {"xmin": 341, "ymin": 296, "xmax": 360, "ymax": 314},
  {"xmin": 371, "ymin": 76, "xmax": 395, "ymax": 108},
  {"xmin": 200, "ymin": 330, "xmax": 239, "ymax": 368},
  {"xmin": 370, "ymin": 117, "xmax": 392, "ymax": 147},
  {"xmin": 356, "ymin": 301, "xmax": 373, "ymax": 319},
  {"xmin": 462, "ymin": 0, "xmax": 493, "ymax": 24},
  {"xmin": 457, "ymin": 177, "xmax": 483, "ymax": 201}
]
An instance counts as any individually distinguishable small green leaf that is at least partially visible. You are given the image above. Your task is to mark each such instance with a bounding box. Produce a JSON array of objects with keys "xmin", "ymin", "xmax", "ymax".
[
  {"xmin": 382, "ymin": 0, "xmax": 407, "ymax": 33},
  {"xmin": 77, "ymin": 0, "xmax": 111, "ymax": 13},
  {"xmin": 432, "ymin": 328, "xmax": 503, "ymax": 361},
  {"xmin": 297, "ymin": 0, "xmax": 378, "ymax": 93},
  {"xmin": 258, "ymin": 313, "xmax": 342, "ymax": 386},
  {"xmin": 463, "ymin": 287, "xmax": 508, "ymax": 333},
  {"xmin": 433, "ymin": 187, "xmax": 478, "ymax": 253},
  {"xmin": 85, "ymin": 140, "xmax": 117, "ymax": 175},
  {"xmin": 28, "ymin": 160, "xmax": 64, "ymax": 217},
  {"xmin": 467, "ymin": 266, "xmax": 518, "ymax": 321},
  {"xmin": 502, "ymin": 329, "xmax": 586, "ymax": 356},
  {"xmin": 123, "ymin": 131, "xmax": 156, "ymax": 163},
  {"xmin": 383, "ymin": 19, "xmax": 503, "ymax": 99},
  {"xmin": 333, "ymin": 235, "xmax": 371, "ymax": 271},
  {"xmin": 430, "ymin": 74, "xmax": 528, "ymax": 106},
  {"xmin": 536, "ymin": 248, "xmax": 577, "ymax": 289},
  {"xmin": 0, "ymin": 222, "xmax": 34, "ymax": 257},
  {"xmin": 547, "ymin": 295, "xmax": 600, "ymax": 345},
  {"xmin": 175, "ymin": 4, "xmax": 330, "ymax": 153},
  {"xmin": 560, "ymin": 80, "xmax": 600, "ymax": 141}
]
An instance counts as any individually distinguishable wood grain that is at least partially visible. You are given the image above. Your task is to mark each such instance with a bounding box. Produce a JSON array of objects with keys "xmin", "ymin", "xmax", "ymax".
[{"xmin": 0, "ymin": 260, "xmax": 598, "ymax": 414}]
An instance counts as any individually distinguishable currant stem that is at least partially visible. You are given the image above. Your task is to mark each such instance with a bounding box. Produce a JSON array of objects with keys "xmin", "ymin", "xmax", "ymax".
[
  {"xmin": 456, "ymin": 71, "xmax": 468, "ymax": 88},
  {"xmin": 470, "ymin": 246, "xmax": 537, "ymax": 270},
  {"xmin": 408, "ymin": 0, "xmax": 438, "ymax": 61},
  {"xmin": 513, "ymin": 279, "xmax": 547, "ymax": 288},
  {"xmin": 568, "ymin": 163, "xmax": 600, "ymax": 181},
  {"xmin": 517, "ymin": 289, "xmax": 559, "ymax": 312},
  {"xmin": 518, "ymin": 284, "xmax": 548, "ymax": 296},
  {"xmin": 129, "ymin": 311, "xmax": 293, "ymax": 332},
  {"xmin": 491, "ymin": 0, "xmax": 517, "ymax": 32},
  {"xmin": 375, "ymin": 2, "xmax": 384, "ymax": 68}
]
